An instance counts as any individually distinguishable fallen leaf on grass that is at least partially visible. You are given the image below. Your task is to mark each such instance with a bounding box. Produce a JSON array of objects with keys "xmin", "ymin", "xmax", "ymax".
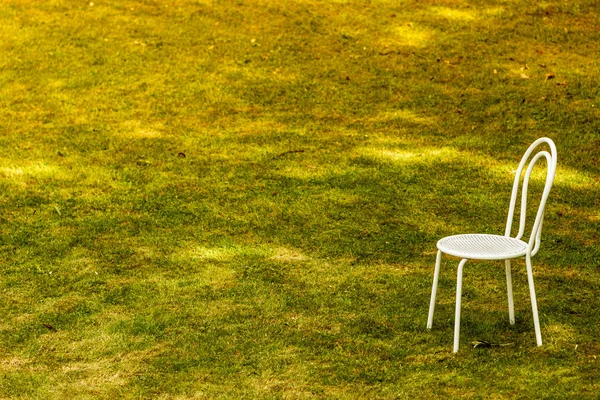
[
  {"xmin": 472, "ymin": 340, "xmax": 514, "ymax": 348},
  {"xmin": 43, "ymin": 324, "xmax": 57, "ymax": 332},
  {"xmin": 520, "ymin": 73, "xmax": 529, "ymax": 79},
  {"xmin": 545, "ymin": 72, "xmax": 556, "ymax": 80}
]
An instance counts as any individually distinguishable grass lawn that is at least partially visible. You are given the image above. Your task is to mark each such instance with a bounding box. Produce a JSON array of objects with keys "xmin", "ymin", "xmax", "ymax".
[{"xmin": 1, "ymin": 0, "xmax": 599, "ymax": 398}]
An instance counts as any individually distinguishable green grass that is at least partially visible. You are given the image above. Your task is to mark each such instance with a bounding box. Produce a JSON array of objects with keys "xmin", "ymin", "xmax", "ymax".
[{"xmin": 1, "ymin": 0, "xmax": 599, "ymax": 398}]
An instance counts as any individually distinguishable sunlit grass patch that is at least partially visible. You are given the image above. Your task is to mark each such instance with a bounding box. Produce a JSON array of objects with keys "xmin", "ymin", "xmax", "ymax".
[
  {"xmin": 379, "ymin": 24, "xmax": 433, "ymax": 49},
  {"xmin": 367, "ymin": 109, "xmax": 435, "ymax": 125},
  {"xmin": 174, "ymin": 246, "xmax": 238, "ymax": 263},
  {"xmin": 0, "ymin": 162, "xmax": 64, "ymax": 182},
  {"xmin": 359, "ymin": 146, "xmax": 463, "ymax": 165},
  {"xmin": 430, "ymin": 6, "xmax": 478, "ymax": 21},
  {"xmin": 481, "ymin": 6, "xmax": 507, "ymax": 18},
  {"xmin": 116, "ymin": 120, "xmax": 165, "ymax": 139},
  {"xmin": 554, "ymin": 166, "xmax": 597, "ymax": 189},
  {"xmin": 270, "ymin": 246, "xmax": 309, "ymax": 263},
  {"xmin": 274, "ymin": 162, "xmax": 330, "ymax": 180}
]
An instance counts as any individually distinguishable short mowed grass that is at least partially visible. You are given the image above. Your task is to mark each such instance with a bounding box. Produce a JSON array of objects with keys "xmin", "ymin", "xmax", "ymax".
[{"xmin": 1, "ymin": 0, "xmax": 599, "ymax": 398}]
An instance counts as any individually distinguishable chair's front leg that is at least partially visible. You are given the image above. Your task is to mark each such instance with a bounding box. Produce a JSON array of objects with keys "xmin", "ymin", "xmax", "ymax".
[
  {"xmin": 505, "ymin": 259, "xmax": 515, "ymax": 325},
  {"xmin": 525, "ymin": 253, "xmax": 543, "ymax": 346},
  {"xmin": 427, "ymin": 250, "xmax": 442, "ymax": 329},
  {"xmin": 454, "ymin": 259, "xmax": 468, "ymax": 353}
]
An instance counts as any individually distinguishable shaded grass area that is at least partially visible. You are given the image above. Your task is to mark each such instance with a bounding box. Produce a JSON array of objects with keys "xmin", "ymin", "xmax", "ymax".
[{"xmin": 1, "ymin": 0, "xmax": 599, "ymax": 398}]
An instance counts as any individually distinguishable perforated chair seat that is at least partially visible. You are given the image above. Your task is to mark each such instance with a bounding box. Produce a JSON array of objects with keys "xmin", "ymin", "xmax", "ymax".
[{"xmin": 437, "ymin": 234, "xmax": 528, "ymax": 260}]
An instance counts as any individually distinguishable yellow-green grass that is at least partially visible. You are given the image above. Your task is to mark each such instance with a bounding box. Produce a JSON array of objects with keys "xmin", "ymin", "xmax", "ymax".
[{"xmin": 1, "ymin": 0, "xmax": 599, "ymax": 398}]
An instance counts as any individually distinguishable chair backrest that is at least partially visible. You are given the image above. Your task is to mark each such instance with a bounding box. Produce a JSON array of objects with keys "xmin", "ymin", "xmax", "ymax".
[{"xmin": 504, "ymin": 137, "xmax": 557, "ymax": 255}]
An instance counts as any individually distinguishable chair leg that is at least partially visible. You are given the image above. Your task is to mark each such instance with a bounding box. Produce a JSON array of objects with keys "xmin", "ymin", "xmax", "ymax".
[
  {"xmin": 453, "ymin": 259, "xmax": 468, "ymax": 353},
  {"xmin": 525, "ymin": 253, "xmax": 543, "ymax": 346},
  {"xmin": 427, "ymin": 250, "xmax": 442, "ymax": 329},
  {"xmin": 505, "ymin": 260, "xmax": 515, "ymax": 325}
]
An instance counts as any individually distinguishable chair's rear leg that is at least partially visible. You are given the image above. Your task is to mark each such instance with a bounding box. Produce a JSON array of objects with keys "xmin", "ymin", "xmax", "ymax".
[
  {"xmin": 525, "ymin": 253, "xmax": 543, "ymax": 346},
  {"xmin": 505, "ymin": 259, "xmax": 515, "ymax": 325},
  {"xmin": 453, "ymin": 259, "xmax": 468, "ymax": 353},
  {"xmin": 427, "ymin": 250, "xmax": 442, "ymax": 329}
]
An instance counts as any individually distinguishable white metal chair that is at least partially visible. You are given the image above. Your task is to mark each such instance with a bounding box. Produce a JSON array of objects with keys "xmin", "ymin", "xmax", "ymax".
[{"xmin": 426, "ymin": 137, "xmax": 557, "ymax": 352}]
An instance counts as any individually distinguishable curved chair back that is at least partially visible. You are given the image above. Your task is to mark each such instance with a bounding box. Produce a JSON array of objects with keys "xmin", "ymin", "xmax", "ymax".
[{"xmin": 504, "ymin": 138, "xmax": 557, "ymax": 255}]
